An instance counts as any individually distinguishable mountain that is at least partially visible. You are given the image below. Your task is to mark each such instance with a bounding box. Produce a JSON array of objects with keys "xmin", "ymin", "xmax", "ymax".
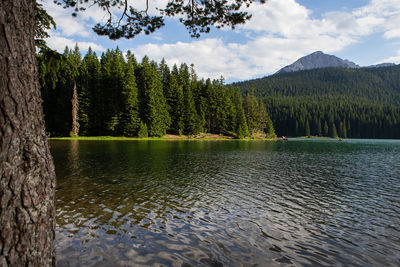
[
  {"xmin": 232, "ymin": 64, "xmax": 400, "ymax": 138},
  {"xmin": 366, "ymin": 63, "xmax": 397, "ymax": 68},
  {"xmin": 235, "ymin": 64, "xmax": 400, "ymax": 106},
  {"xmin": 276, "ymin": 51, "xmax": 359, "ymax": 74},
  {"xmin": 275, "ymin": 51, "xmax": 397, "ymax": 74}
]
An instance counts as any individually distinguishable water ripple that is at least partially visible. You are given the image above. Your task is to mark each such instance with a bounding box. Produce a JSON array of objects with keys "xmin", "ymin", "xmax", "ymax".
[{"xmin": 51, "ymin": 139, "xmax": 400, "ymax": 266}]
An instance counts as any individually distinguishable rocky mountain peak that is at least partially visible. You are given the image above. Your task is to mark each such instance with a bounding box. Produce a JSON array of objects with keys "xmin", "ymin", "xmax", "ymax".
[{"xmin": 276, "ymin": 51, "xmax": 359, "ymax": 74}]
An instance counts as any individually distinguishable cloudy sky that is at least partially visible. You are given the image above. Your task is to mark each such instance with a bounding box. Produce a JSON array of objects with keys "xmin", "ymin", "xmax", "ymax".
[{"xmin": 43, "ymin": 0, "xmax": 400, "ymax": 82}]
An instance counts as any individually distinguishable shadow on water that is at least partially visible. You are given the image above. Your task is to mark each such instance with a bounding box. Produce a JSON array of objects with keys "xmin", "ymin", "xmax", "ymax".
[{"xmin": 50, "ymin": 139, "xmax": 400, "ymax": 266}]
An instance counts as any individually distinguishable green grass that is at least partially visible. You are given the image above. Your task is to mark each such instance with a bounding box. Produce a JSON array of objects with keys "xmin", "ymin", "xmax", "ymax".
[
  {"xmin": 50, "ymin": 136, "xmax": 169, "ymax": 141},
  {"xmin": 49, "ymin": 136, "xmax": 277, "ymax": 141}
]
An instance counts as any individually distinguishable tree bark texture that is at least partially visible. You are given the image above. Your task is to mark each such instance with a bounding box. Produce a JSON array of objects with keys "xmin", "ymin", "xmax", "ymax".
[
  {"xmin": 0, "ymin": 0, "xmax": 56, "ymax": 266},
  {"xmin": 71, "ymin": 81, "xmax": 79, "ymax": 136}
]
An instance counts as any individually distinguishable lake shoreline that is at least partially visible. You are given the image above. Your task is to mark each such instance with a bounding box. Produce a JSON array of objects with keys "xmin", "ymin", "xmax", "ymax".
[{"xmin": 49, "ymin": 134, "xmax": 277, "ymax": 141}]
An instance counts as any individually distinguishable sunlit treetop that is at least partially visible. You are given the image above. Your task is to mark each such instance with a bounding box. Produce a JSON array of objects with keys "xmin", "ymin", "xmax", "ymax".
[{"xmin": 53, "ymin": 0, "xmax": 266, "ymax": 39}]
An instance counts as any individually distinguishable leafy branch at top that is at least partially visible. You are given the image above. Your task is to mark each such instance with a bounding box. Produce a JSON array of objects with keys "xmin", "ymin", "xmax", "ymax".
[
  {"xmin": 35, "ymin": 2, "xmax": 57, "ymax": 50},
  {"xmin": 53, "ymin": 0, "xmax": 266, "ymax": 39}
]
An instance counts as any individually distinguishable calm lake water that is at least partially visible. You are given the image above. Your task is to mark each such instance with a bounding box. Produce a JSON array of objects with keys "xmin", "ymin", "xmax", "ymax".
[{"xmin": 50, "ymin": 139, "xmax": 400, "ymax": 267}]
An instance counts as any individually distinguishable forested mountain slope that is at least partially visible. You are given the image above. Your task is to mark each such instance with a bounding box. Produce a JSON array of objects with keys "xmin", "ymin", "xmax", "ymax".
[
  {"xmin": 234, "ymin": 66, "xmax": 400, "ymax": 105},
  {"xmin": 232, "ymin": 66, "xmax": 400, "ymax": 138}
]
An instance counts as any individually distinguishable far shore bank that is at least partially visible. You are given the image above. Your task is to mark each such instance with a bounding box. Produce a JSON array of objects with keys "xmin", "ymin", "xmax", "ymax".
[{"xmin": 49, "ymin": 133, "xmax": 277, "ymax": 141}]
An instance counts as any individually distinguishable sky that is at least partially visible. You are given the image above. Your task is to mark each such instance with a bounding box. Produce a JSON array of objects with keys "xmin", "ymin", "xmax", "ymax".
[{"xmin": 43, "ymin": 0, "xmax": 400, "ymax": 83}]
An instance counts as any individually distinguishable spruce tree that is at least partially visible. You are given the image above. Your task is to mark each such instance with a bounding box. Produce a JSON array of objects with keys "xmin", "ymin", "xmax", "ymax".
[
  {"xmin": 107, "ymin": 47, "xmax": 126, "ymax": 134},
  {"xmin": 137, "ymin": 57, "xmax": 170, "ymax": 137},
  {"xmin": 330, "ymin": 122, "xmax": 338, "ymax": 138},
  {"xmin": 244, "ymin": 89, "xmax": 260, "ymax": 135},
  {"xmin": 305, "ymin": 120, "xmax": 311, "ymax": 137},
  {"xmin": 204, "ymin": 78, "xmax": 218, "ymax": 133},
  {"xmin": 233, "ymin": 89, "xmax": 249, "ymax": 138},
  {"xmin": 119, "ymin": 55, "xmax": 141, "ymax": 136},
  {"xmin": 180, "ymin": 63, "xmax": 200, "ymax": 135},
  {"xmin": 166, "ymin": 65, "xmax": 185, "ymax": 134},
  {"xmin": 81, "ymin": 47, "xmax": 101, "ymax": 135},
  {"xmin": 324, "ymin": 121, "xmax": 329, "ymax": 136},
  {"xmin": 77, "ymin": 59, "xmax": 90, "ymax": 135}
]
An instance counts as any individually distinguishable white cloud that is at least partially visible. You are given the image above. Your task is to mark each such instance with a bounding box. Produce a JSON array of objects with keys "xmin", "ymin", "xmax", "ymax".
[
  {"xmin": 43, "ymin": 0, "xmax": 170, "ymax": 38},
  {"xmin": 134, "ymin": 39, "xmax": 246, "ymax": 80},
  {"xmin": 43, "ymin": 0, "xmax": 400, "ymax": 81},
  {"xmin": 45, "ymin": 36, "xmax": 105, "ymax": 53},
  {"xmin": 379, "ymin": 50, "xmax": 400, "ymax": 64},
  {"xmin": 354, "ymin": 0, "xmax": 400, "ymax": 39},
  {"xmin": 132, "ymin": 31, "xmax": 358, "ymax": 81},
  {"xmin": 131, "ymin": 0, "xmax": 372, "ymax": 80},
  {"xmin": 43, "ymin": 2, "xmax": 92, "ymax": 37},
  {"xmin": 240, "ymin": 0, "xmax": 313, "ymax": 37}
]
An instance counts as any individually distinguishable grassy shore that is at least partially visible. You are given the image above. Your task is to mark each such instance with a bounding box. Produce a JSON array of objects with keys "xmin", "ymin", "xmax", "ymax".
[
  {"xmin": 296, "ymin": 136, "xmax": 338, "ymax": 139},
  {"xmin": 49, "ymin": 134, "xmax": 276, "ymax": 141}
]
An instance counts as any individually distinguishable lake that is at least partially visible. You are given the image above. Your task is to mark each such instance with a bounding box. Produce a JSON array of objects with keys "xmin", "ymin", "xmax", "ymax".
[{"xmin": 51, "ymin": 139, "xmax": 400, "ymax": 266}]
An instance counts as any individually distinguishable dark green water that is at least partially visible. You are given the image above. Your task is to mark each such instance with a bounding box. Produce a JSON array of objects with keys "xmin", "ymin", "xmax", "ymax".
[{"xmin": 51, "ymin": 139, "xmax": 400, "ymax": 266}]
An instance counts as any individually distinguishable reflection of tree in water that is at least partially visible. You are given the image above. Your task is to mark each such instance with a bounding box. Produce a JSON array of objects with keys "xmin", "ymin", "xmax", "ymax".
[
  {"xmin": 56, "ymin": 141, "xmax": 281, "ymax": 266},
  {"xmin": 54, "ymin": 140, "xmax": 400, "ymax": 267},
  {"xmin": 55, "ymin": 141, "xmax": 227, "ymax": 266},
  {"xmin": 67, "ymin": 139, "xmax": 80, "ymax": 174},
  {"xmin": 57, "ymin": 140, "xmax": 283, "ymax": 232}
]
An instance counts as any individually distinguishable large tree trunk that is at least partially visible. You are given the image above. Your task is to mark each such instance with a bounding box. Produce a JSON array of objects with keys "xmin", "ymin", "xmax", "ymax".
[{"xmin": 0, "ymin": 0, "xmax": 56, "ymax": 266}]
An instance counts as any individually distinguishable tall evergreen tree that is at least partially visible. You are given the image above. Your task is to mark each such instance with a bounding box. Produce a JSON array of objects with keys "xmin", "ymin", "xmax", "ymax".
[
  {"xmin": 80, "ymin": 47, "xmax": 101, "ymax": 135},
  {"xmin": 166, "ymin": 65, "xmax": 185, "ymax": 134},
  {"xmin": 180, "ymin": 63, "xmax": 200, "ymax": 135},
  {"xmin": 244, "ymin": 89, "xmax": 260, "ymax": 135},
  {"xmin": 69, "ymin": 44, "xmax": 82, "ymax": 136},
  {"xmin": 137, "ymin": 57, "xmax": 170, "ymax": 137},
  {"xmin": 233, "ymin": 89, "xmax": 250, "ymax": 138},
  {"xmin": 118, "ymin": 55, "xmax": 141, "ymax": 136}
]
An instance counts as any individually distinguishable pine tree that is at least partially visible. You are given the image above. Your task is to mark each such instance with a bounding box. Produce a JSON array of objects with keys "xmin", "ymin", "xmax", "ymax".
[
  {"xmin": 166, "ymin": 65, "xmax": 185, "ymax": 134},
  {"xmin": 244, "ymin": 88, "xmax": 260, "ymax": 135},
  {"xmin": 119, "ymin": 55, "xmax": 141, "ymax": 136},
  {"xmin": 159, "ymin": 58, "xmax": 170, "ymax": 90},
  {"xmin": 265, "ymin": 116, "xmax": 276, "ymax": 138},
  {"xmin": 137, "ymin": 121, "xmax": 148, "ymax": 138},
  {"xmin": 69, "ymin": 44, "xmax": 82, "ymax": 136},
  {"xmin": 77, "ymin": 59, "xmax": 90, "ymax": 135},
  {"xmin": 317, "ymin": 119, "xmax": 322, "ymax": 136},
  {"xmin": 339, "ymin": 120, "xmax": 347, "ymax": 138},
  {"xmin": 180, "ymin": 63, "xmax": 200, "ymax": 135},
  {"xmin": 324, "ymin": 121, "xmax": 329, "ymax": 136},
  {"xmin": 137, "ymin": 57, "xmax": 170, "ymax": 137},
  {"xmin": 81, "ymin": 47, "xmax": 101, "ymax": 135},
  {"xmin": 204, "ymin": 78, "xmax": 218, "ymax": 133},
  {"xmin": 194, "ymin": 80, "xmax": 207, "ymax": 133},
  {"xmin": 233, "ymin": 89, "xmax": 249, "ymax": 138},
  {"xmin": 330, "ymin": 121, "xmax": 338, "ymax": 138},
  {"xmin": 107, "ymin": 47, "xmax": 126, "ymax": 134},
  {"xmin": 305, "ymin": 120, "xmax": 311, "ymax": 137}
]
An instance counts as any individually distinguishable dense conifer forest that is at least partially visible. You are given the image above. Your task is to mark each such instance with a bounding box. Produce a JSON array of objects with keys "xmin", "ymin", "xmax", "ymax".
[
  {"xmin": 37, "ymin": 45, "xmax": 275, "ymax": 139},
  {"xmin": 233, "ymin": 66, "xmax": 400, "ymax": 138}
]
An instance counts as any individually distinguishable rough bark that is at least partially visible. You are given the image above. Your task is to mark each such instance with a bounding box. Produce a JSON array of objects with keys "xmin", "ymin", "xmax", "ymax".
[
  {"xmin": 0, "ymin": 0, "xmax": 56, "ymax": 266},
  {"xmin": 71, "ymin": 81, "xmax": 79, "ymax": 136}
]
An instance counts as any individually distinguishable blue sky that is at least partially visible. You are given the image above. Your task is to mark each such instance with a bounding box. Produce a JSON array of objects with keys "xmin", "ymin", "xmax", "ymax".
[{"xmin": 43, "ymin": 0, "xmax": 400, "ymax": 83}]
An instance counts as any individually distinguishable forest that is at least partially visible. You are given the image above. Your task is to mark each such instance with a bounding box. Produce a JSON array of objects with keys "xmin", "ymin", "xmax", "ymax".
[
  {"xmin": 233, "ymin": 66, "xmax": 400, "ymax": 138},
  {"xmin": 37, "ymin": 45, "xmax": 275, "ymax": 139}
]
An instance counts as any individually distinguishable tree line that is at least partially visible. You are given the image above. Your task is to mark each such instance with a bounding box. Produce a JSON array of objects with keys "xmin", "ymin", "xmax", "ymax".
[
  {"xmin": 265, "ymin": 97, "xmax": 400, "ymax": 138},
  {"xmin": 233, "ymin": 67, "xmax": 400, "ymax": 138},
  {"xmin": 37, "ymin": 45, "xmax": 275, "ymax": 139}
]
